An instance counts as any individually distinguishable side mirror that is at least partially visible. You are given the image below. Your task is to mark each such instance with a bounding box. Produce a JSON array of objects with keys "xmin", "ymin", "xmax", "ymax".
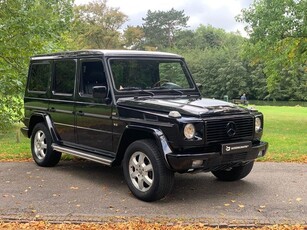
[
  {"xmin": 93, "ymin": 86, "xmax": 107, "ymax": 99},
  {"xmin": 196, "ymin": 83, "xmax": 203, "ymax": 90}
]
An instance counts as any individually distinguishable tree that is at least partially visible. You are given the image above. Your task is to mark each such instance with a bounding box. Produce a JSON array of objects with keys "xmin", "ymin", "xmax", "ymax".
[
  {"xmin": 174, "ymin": 30, "xmax": 195, "ymax": 50},
  {"xmin": 142, "ymin": 8, "xmax": 189, "ymax": 49},
  {"xmin": 0, "ymin": 0, "xmax": 74, "ymax": 130},
  {"xmin": 123, "ymin": 26, "xmax": 145, "ymax": 49},
  {"xmin": 194, "ymin": 25, "xmax": 225, "ymax": 49},
  {"xmin": 72, "ymin": 0, "xmax": 128, "ymax": 49},
  {"xmin": 167, "ymin": 25, "xmax": 260, "ymax": 100},
  {"xmin": 237, "ymin": 0, "xmax": 307, "ymax": 100}
]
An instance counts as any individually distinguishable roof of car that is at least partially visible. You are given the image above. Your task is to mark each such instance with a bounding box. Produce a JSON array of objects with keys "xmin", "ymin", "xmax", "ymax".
[{"xmin": 31, "ymin": 49, "xmax": 182, "ymax": 60}]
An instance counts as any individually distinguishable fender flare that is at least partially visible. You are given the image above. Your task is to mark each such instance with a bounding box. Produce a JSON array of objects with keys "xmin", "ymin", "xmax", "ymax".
[
  {"xmin": 122, "ymin": 125, "xmax": 173, "ymax": 169},
  {"xmin": 29, "ymin": 113, "xmax": 60, "ymax": 143}
]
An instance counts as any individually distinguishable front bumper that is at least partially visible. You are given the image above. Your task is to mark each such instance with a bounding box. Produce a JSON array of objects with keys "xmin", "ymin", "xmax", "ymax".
[{"xmin": 166, "ymin": 141, "xmax": 268, "ymax": 172}]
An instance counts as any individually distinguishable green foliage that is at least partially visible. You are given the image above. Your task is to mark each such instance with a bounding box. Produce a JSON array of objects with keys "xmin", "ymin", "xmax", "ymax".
[
  {"xmin": 194, "ymin": 25, "xmax": 226, "ymax": 49},
  {"xmin": 0, "ymin": 0, "xmax": 74, "ymax": 130},
  {"xmin": 123, "ymin": 26, "xmax": 145, "ymax": 49},
  {"xmin": 71, "ymin": 0, "xmax": 128, "ymax": 49},
  {"xmin": 0, "ymin": 124, "xmax": 31, "ymax": 161},
  {"xmin": 1, "ymin": 0, "xmax": 306, "ymax": 133},
  {"xmin": 237, "ymin": 0, "xmax": 307, "ymax": 100},
  {"xmin": 175, "ymin": 47, "xmax": 250, "ymax": 99},
  {"xmin": 142, "ymin": 8, "xmax": 189, "ymax": 49},
  {"xmin": 167, "ymin": 27, "xmax": 260, "ymax": 100}
]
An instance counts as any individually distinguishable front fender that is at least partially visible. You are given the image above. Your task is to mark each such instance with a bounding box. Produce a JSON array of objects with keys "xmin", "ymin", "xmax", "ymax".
[{"xmin": 122, "ymin": 125, "xmax": 173, "ymax": 169}]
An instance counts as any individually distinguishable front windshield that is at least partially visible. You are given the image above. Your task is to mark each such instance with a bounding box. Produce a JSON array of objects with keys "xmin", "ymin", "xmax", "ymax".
[{"xmin": 109, "ymin": 59, "xmax": 194, "ymax": 92}]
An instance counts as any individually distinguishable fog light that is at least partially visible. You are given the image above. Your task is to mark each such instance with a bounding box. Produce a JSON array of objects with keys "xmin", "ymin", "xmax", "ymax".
[{"xmin": 192, "ymin": 160, "xmax": 203, "ymax": 168}]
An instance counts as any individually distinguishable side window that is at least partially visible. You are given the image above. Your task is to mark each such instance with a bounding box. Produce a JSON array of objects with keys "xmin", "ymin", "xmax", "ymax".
[
  {"xmin": 54, "ymin": 60, "xmax": 76, "ymax": 95},
  {"xmin": 28, "ymin": 62, "xmax": 50, "ymax": 92},
  {"xmin": 79, "ymin": 60, "xmax": 106, "ymax": 96}
]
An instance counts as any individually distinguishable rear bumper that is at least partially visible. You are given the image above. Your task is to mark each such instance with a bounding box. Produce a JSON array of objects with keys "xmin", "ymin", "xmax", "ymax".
[{"xmin": 166, "ymin": 141, "xmax": 268, "ymax": 172}]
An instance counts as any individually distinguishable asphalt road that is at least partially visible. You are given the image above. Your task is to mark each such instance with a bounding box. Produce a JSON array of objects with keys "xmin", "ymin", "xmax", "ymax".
[{"xmin": 0, "ymin": 161, "xmax": 306, "ymax": 225}]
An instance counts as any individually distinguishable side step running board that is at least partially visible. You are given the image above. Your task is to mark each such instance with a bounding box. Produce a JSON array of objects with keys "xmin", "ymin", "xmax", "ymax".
[{"xmin": 52, "ymin": 144, "xmax": 113, "ymax": 166}]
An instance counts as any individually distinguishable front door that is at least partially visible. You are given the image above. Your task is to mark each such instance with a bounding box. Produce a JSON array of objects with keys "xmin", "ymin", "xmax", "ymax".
[{"xmin": 75, "ymin": 59, "xmax": 113, "ymax": 154}]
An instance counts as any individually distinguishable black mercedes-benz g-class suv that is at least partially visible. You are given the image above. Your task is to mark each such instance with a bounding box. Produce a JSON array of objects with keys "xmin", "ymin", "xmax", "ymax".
[{"xmin": 21, "ymin": 50, "xmax": 268, "ymax": 201}]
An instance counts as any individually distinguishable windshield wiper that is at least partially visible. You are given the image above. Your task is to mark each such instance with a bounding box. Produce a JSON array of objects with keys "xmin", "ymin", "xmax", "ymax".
[
  {"xmin": 154, "ymin": 87, "xmax": 184, "ymax": 95},
  {"xmin": 169, "ymin": 88, "xmax": 184, "ymax": 95},
  {"xmin": 137, "ymin": 90, "xmax": 155, "ymax": 97},
  {"xmin": 121, "ymin": 87, "xmax": 155, "ymax": 96},
  {"xmin": 122, "ymin": 88, "xmax": 155, "ymax": 99}
]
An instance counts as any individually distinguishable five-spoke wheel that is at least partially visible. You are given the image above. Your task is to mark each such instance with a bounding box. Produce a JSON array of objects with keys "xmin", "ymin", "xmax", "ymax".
[
  {"xmin": 123, "ymin": 139, "xmax": 174, "ymax": 202},
  {"xmin": 31, "ymin": 123, "xmax": 61, "ymax": 167}
]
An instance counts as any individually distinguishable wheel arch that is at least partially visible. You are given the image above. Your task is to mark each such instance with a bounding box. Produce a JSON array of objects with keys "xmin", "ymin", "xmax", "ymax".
[
  {"xmin": 28, "ymin": 113, "xmax": 60, "ymax": 143},
  {"xmin": 113, "ymin": 125, "xmax": 173, "ymax": 168}
]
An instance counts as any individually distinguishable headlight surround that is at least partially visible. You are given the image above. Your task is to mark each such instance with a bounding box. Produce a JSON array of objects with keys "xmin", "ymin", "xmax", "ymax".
[
  {"xmin": 255, "ymin": 117, "xmax": 262, "ymax": 133},
  {"xmin": 184, "ymin": 123, "xmax": 195, "ymax": 139}
]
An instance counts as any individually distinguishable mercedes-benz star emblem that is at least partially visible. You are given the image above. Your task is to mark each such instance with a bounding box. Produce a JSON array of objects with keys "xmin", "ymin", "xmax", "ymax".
[{"xmin": 226, "ymin": 121, "xmax": 236, "ymax": 137}]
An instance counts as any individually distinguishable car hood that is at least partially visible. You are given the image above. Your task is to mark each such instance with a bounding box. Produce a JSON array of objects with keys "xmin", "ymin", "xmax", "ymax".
[{"xmin": 117, "ymin": 97, "xmax": 249, "ymax": 117}]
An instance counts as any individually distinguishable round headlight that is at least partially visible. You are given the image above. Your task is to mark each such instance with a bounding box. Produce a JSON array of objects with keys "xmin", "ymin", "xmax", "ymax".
[
  {"xmin": 255, "ymin": 117, "xmax": 262, "ymax": 133},
  {"xmin": 184, "ymin": 123, "xmax": 195, "ymax": 139}
]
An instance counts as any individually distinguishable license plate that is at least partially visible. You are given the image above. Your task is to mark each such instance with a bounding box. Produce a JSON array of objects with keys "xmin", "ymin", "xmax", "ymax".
[{"xmin": 221, "ymin": 141, "xmax": 252, "ymax": 154}]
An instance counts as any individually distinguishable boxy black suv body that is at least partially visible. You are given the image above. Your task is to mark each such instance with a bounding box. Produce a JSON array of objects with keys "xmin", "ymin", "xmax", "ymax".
[{"xmin": 21, "ymin": 50, "xmax": 268, "ymax": 201}]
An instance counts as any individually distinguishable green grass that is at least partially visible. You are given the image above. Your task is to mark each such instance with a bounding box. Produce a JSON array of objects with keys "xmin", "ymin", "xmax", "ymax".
[
  {"xmin": 0, "ymin": 106, "xmax": 306, "ymax": 162},
  {"xmin": 0, "ymin": 123, "xmax": 31, "ymax": 161},
  {"xmin": 256, "ymin": 106, "xmax": 307, "ymax": 163}
]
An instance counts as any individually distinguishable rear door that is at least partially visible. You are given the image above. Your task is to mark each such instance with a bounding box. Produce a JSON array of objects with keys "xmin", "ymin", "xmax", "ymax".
[
  {"xmin": 75, "ymin": 59, "xmax": 114, "ymax": 154},
  {"xmin": 49, "ymin": 59, "xmax": 77, "ymax": 145}
]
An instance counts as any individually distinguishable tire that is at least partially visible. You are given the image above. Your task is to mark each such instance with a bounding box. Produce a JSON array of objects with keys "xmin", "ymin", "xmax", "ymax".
[
  {"xmin": 123, "ymin": 139, "xmax": 174, "ymax": 202},
  {"xmin": 211, "ymin": 161, "xmax": 254, "ymax": 181},
  {"xmin": 31, "ymin": 123, "xmax": 61, "ymax": 167}
]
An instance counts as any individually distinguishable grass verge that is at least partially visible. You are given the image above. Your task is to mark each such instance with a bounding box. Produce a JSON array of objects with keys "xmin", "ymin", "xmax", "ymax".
[
  {"xmin": 0, "ymin": 106, "xmax": 306, "ymax": 163},
  {"xmin": 0, "ymin": 123, "xmax": 31, "ymax": 161},
  {"xmin": 256, "ymin": 106, "xmax": 307, "ymax": 163}
]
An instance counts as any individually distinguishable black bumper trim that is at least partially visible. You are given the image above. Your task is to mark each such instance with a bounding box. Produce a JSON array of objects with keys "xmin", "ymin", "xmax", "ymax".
[{"xmin": 167, "ymin": 141, "xmax": 268, "ymax": 172}]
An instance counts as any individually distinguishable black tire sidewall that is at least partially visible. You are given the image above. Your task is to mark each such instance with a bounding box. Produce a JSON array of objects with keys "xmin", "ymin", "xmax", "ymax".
[
  {"xmin": 123, "ymin": 139, "xmax": 173, "ymax": 202},
  {"xmin": 212, "ymin": 161, "xmax": 254, "ymax": 181},
  {"xmin": 31, "ymin": 123, "xmax": 61, "ymax": 167}
]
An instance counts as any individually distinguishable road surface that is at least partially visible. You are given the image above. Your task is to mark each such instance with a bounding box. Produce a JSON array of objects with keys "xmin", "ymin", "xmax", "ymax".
[{"xmin": 0, "ymin": 161, "xmax": 306, "ymax": 225}]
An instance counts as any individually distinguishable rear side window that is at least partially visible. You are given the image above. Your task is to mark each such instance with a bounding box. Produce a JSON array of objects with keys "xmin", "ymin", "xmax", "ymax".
[
  {"xmin": 28, "ymin": 63, "xmax": 50, "ymax": 92},
  {"xmin": 54, "ymin": 60, "xmax": 76, "ymax": 95}
]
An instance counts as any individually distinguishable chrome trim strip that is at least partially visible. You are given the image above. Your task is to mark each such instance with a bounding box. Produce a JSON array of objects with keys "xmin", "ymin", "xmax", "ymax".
[{"xmin": 52, "ymin": 144, "xmax": 113, "ymax": 166}]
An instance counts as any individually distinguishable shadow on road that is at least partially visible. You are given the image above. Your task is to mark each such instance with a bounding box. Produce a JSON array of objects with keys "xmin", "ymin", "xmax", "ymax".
[{"xmin": 50, "ymin": 160, "xmax": 261, "ymax": 203}]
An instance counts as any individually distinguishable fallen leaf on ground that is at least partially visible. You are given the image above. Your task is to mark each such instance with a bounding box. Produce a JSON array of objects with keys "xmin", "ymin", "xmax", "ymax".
[{"xmin": 70, "ymin": 186, "xmax": 79, "ymax": 190}]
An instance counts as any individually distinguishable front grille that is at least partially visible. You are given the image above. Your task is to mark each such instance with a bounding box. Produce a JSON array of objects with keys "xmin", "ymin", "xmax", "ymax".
[{"xmin": 205, "ymin": 116, "xmax": 253, "ymax": 144}]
